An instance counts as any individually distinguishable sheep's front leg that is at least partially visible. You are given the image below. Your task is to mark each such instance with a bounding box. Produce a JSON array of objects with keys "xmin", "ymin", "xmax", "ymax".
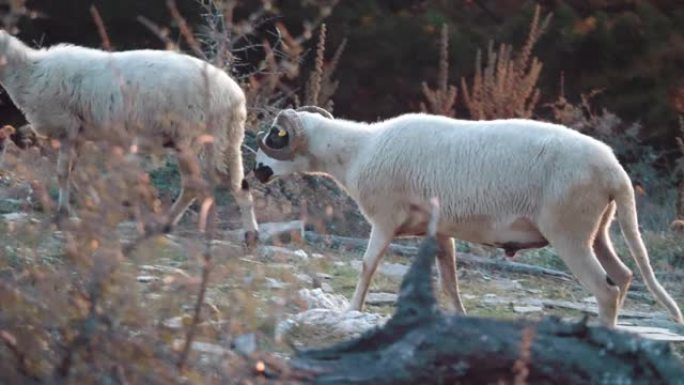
[
  {"xmin": 223, "ymin": 144, "xmax": 259, "ymax": 248},
  {"xmin": 164, "ymin": 147, "xmax": 205, "ymax": 231},
  {"xmin": 56, "ymin": 141, "xmax": 77, "ymax": 218},
  {"xmin": 349, "ymin": 226, "xmax": 393, "ymax": 311},
  {"xmin": 436, "ymin": 236, "xmax": 467, "ymax": 314}
]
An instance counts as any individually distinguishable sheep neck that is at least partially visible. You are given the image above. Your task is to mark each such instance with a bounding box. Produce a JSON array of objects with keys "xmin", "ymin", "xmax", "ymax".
[{"xmin": 305, "ymin": 117, "xmax": 370, "ymax": 188}]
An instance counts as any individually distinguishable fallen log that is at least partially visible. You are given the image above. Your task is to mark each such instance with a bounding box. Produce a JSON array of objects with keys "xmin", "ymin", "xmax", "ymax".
[{"xmin": 287, "ymin": 232, "xmax": 684, "ymax": 384}]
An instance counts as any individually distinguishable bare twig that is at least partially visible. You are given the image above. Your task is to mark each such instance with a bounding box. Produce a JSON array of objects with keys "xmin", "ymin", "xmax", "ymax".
[
  {"xmin": 0, "ymin": 330, "xmax": 41, "ymax": 382},
  {"xmin": 89, "ymin": 5, "xmax": 112, "ymax": 51},
  {"xmin": 177, "ymin": 247, "xmax": 213, "ymax": 370},
  {"xmin": 112, "ymin": 364, "xmax": 131, "ymax": 385},
  {"xmin": 166, "ymin": 0, "xmax": 206, "ymax": 59},
  {"xmin": 177, "ymin": 137, "xmax": 216, "ymax": 371},
  {"xmin": 137, "ymin": 15, "xmax": 178, "ymax": 51},
  {"xmin": 513, "ymin": 325, "xmax": 536, "ymax": 385}
]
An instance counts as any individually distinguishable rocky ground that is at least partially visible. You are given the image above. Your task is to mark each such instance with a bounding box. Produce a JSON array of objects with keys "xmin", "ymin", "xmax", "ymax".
[
  {"xmin": 1, "ymin": 152, "xmax": 683, "ymax": 363},
  {"xmin": 1, "ymin": 204, "xmax": 683, "ymax": 358}
]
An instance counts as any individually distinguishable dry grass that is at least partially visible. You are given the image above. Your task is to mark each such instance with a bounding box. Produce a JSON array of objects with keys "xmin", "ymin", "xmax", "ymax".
[
  {"xmin": 301, "ymin": 24, "xmax": 346, "ymax": 112},
  {"xmin": 461, "ymin": 5, "xmax": 551, "ymax": 120},
  {"xmin": 420, "ymin": 24, "xmax": 457, "ymax": 117},
  {"xmin": 675, "ymin": 117, "xmax": 684, "ymax": 221},
  {"xmin": 0, "ymin": 2, "xmax": 344, "ymax": 383}
]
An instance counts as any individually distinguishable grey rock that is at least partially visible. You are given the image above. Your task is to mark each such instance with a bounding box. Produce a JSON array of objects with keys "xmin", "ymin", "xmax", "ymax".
[
  {"xmin": 320, "ymin": 282, "xmax": 334, "ymax": 293},
  {"xmin": 513, "ymin": 305, "xmax": 543, "ymax": 313},
  {"xmin": 265, "ymin": 277, "xmax": 288, "ymax": 290},
  {"xmin": 351, "ymin": 260, "xmax": 409, "ymax": 279},
  {"xmin": 275, "ymin": 309, "xmax": 388, "ymax": 349},
  {"xmin": 232, "ymin": 333, "xmax": 257, "ymax": 355},
  {"xmin": 1, "ymin": 212, "xmax": 27, "ymax": 221},
  {"xmin": 258, "ymin": 245, "xmax": 308, "ymax": 262},
  {"xmin": 298, "ymin": 288, "xmax": 349, "ymax": 311},
  {"xmin": 136, "ymin": 275, "xmax": 158, "ymax": 283},
  {"xmin": 492, "ymin": 278, "xmax": 523, "ymax": 291},
  {"xmin": 0, "ymin": 198, "xmax": 22, "ymax": 214},
  {"xmin": 366, "ymin": 292, "xmax": 398, "ymax": 306}
]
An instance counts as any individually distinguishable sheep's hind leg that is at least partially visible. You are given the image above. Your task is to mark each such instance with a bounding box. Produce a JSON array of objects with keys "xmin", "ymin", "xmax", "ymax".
[
  {"xmin": 223, "ymin": 144, "xmax": 259, "ymax": 248},
  {"xmin": 593, "ymin": 202, "xmax": 633, "ymax": 310},
  {"xmin": 160, "ymin": 147, "xmax": 206, "ymax": 233},
  {"xmin": 349, "ymin": 226, "xmax": 393, "ymax": 311},
  {"xmin": 436, "ymin": 236, "xmax": 466, "ymax": 314},
  {"xmin": 541, "ymin": 219, "xmax": 620, "ymax": 327},
  {"xmin": 55, "ymin": 141, "xmax": 79, "ymax": 220}
]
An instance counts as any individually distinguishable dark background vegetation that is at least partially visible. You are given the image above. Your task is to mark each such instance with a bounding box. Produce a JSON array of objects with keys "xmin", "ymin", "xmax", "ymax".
[{"xmin": 3, "ymin": 0, "xmax": 684, "ymax": 150}]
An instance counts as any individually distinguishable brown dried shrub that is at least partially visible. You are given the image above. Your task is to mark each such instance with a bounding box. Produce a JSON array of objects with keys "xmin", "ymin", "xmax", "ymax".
[{"xmin": 461, "ymin": 5, "xmax": 551, "ymax": 120}]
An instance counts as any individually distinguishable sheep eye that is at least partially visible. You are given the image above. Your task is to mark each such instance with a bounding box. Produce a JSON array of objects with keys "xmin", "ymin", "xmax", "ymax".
[{"xmin": 266, "ymin": 126, "xmax": 289, "ymax": 149}]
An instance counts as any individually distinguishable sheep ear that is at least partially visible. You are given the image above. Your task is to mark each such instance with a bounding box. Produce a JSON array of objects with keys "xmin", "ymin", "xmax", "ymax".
[{"xmin": 296, "ymin": 105, "xmax": 333, "ymax": 119}]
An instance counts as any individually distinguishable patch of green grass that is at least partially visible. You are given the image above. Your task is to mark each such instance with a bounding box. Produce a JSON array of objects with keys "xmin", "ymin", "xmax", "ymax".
[
  {"xmin": 148, "ymin": 157, "xmax": 181, "ymax": 202},
  {"xmin": 329, "ymin": 262, "xmax": 362, "ymax": 297},
  {"xmin": 514, "ymin": 247, "xmax": 569, "ymax": 272}
]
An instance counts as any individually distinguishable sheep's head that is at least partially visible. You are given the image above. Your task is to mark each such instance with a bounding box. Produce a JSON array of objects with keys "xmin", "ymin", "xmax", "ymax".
[{"xmin": 254, "ymin": 106, "xmax": 333, "ymax": 183}]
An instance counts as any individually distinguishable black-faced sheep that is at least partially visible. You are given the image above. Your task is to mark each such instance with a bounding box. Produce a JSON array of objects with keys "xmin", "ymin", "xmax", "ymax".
[
  {"xmin": 253, "ymin": 106, "xmax": 683, "ymax": 327},
  {"xmin": 0, "ymin": 30, "xmax": 258, "ymax": 243}
]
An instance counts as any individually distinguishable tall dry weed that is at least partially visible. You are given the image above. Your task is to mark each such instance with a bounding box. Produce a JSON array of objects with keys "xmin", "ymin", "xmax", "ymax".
[
  {"xmin": 461, "ymin": 5, "xmax": 551, "ymax": 120},
  {"xmin": 420, "ymin": 24, "xmax": 457, "ymax": 117}
]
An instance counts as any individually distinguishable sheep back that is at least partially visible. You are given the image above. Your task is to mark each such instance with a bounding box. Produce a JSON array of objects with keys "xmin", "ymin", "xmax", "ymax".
[
  {"xmin": 352, "ymin": 114, "xmax": 624, "ymax": 226},
  {"xmin": 17, "ymin": 45, "xmax": 245, "ymax": 157}
]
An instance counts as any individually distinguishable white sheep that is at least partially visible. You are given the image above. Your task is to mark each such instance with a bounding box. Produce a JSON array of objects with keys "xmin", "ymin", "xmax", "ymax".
[
  {"xmin": 253, "ymin": 106, "xmax": 683, "ymax": 327},
  {"xmin": 0, "ymin": 30, "xmax": 258, "ymax": 242}
]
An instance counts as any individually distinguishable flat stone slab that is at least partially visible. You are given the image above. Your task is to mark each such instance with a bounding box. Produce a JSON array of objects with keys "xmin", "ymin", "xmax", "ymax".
[
  {"xmin": 366, "ymin": 292, "xmax": 398, "ymax": 306},
  {"xmin": 616, "ymin": 325, "xmax": 684, "ymax": 342},
  {"xmin": 513, "ymin": 305, "xmax": 543, "ymax": 313},
  {"xmin": 350, "ymin": 260, "xmax": 408, "ymax": 279}
]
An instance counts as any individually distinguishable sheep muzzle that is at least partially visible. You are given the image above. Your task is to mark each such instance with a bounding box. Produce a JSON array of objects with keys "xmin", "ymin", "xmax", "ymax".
[{"xmin": 253, "ymin": 163, "xmax": 274, "ymax": 183}]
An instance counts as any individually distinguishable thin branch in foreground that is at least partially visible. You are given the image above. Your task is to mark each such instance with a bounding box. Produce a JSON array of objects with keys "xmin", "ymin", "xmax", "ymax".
[
  {"xmin": 177, "ymin": 237, "xmax": 213, "ymax": 370},
  {"xmin": 513, "ymin": 325, "xmax": 536, "ymax": 385},
  {"xmin": 1, "ymin": 329, "xmax": 41, "ymax": 382},
  {"xmin": 178, "ymin": 159, "xmax": 217, "ymax": 370}
]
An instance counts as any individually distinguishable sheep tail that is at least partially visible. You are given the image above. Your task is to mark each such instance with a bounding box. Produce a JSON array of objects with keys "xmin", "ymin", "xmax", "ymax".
[{"xmin": 613, "ymin": 175, "xmax": 683, "ymax": 323}]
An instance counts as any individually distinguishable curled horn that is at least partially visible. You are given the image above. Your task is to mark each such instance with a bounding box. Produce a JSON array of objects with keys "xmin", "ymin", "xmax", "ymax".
[
  {"xmin": 257, "ymin": 109, "xmax": 304, "ymax": 161},
  {"xmin": 296, "ymin": 105, "xmax": 333, "ymax": 119}
]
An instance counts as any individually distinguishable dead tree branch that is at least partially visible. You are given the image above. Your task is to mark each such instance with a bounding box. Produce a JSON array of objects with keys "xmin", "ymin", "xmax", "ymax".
[
  {"xmin": 89, "ymin": 5, "xmax": 112, "ymax": 51},
  {"xmin": 288, "ymin": 226, "xmax": 684, "ymax": 385}
]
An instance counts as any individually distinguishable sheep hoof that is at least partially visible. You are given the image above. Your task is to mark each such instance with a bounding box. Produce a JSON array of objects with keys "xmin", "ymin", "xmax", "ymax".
[
  {"xmin": 54, "ymin": 208, "xmax": 80, "ymax": 229},
  {"xmin": 244, "ymin": 230, "xmax": 259, "ymax": 249},
  {"xmin": 142, "ymin": 219, "xmax": 173, "ymax": 236},
  {"xmin": 162, "ymin": 223, "xmax": 174, "ymax": 234}
]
